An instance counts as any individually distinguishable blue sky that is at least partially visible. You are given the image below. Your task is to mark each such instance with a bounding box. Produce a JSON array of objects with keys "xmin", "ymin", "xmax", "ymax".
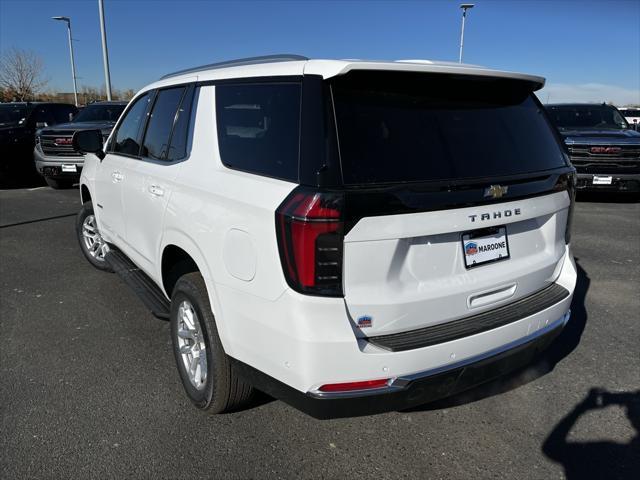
[{"xmin": 1, "ymin": 0, "xmax": 639, "ymax": 104}]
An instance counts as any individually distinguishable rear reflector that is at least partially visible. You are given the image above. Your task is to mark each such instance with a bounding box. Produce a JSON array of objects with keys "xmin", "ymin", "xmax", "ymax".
[{"xmin": 318, "ymin": 378, "xmax": 391, "ymax": 392}]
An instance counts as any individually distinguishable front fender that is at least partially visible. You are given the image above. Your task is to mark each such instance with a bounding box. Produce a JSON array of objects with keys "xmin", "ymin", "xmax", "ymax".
[{"xmin": 79, "ymin": 153, "xmax": 100, "ymax": 204}]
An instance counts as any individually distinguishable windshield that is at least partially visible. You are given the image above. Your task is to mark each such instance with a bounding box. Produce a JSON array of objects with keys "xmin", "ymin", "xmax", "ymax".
[
  {"xmin": 73, "ymin": 104, "xmax": 126, "ymax": 123},
  {"xmin": 331, "ymin": 71, "xmax": 566, "ymax": 185},
  {"xmin": 0, "ymin": 105, "xmax": 29, "ymax": 127},
  {"xmin": 546, "ymin": 105, "xmax": 629, "ymax": 130}
]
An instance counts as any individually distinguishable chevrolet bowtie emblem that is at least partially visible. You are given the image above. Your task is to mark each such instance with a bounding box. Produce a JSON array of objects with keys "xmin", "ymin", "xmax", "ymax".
[{"xmin": 485, "ymin": 185, "xmax": 508, "ymax": 199}]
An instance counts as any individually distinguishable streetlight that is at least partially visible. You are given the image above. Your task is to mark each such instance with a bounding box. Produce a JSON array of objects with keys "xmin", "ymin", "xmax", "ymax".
[
  {"xmin": 98, "ymin": 0, "xmax": 112, "ymax": 101},
  {"xmin": 52, "ymin": 16, "xmax": 79, "ymax": 106},
  {"xmin": 458, "ymin": 3, "xmax": 475, "ymax": 63}
]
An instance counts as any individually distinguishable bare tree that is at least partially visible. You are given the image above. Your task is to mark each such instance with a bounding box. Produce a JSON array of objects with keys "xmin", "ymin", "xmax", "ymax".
[
  {"xmin": 80, "ymin": 85, "xmax": 102, "ymax": 104},
  {"xmin": 120, "ymin": 89, "xmax": 136, "ymax": 101},
  {"xmin": 0, "ymin": 47, "xmax": 48, "ymax": 101}
]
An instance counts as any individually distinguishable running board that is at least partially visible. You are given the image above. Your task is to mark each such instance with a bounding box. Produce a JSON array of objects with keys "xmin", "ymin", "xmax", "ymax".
[{"xmin": 105, "ymin": 249, "xmax": 170, "ymax": 320}]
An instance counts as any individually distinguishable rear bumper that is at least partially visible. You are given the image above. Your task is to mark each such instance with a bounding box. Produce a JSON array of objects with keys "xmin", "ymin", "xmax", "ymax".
[
  {"xmin": 219, "ymin": 246, "xmax": 577, "ymax": 417},
  {"xmin": 576, "ymin": 172, "xmax": 640, "ymax": 192},
  {"xmin": 233, "ymin": 311, "xmax": 569, "ymax": 419}
]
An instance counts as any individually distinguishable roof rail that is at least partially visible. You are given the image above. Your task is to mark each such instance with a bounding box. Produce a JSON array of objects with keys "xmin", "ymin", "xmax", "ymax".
[{"xmin": 159, "ymin": 54, "xmax": 309, "ymax": 80}]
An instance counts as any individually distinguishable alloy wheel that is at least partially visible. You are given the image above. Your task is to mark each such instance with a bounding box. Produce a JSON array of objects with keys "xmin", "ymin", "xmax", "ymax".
[
  {"xmin": 82, "ymin": 214, "xmax": 109, "ymax": 262},
  {"xmin": 176, "ymin": 300, "xmax": 208, "ymax": 390}
]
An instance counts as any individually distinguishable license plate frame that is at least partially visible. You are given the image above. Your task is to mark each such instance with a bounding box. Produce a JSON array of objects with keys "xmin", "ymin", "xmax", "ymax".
[
  {"xmin": 462, "ymin": 226, "xmax": 510, "ymax": 269},
  {"xmin": 61, "ymin": 164, "xmax": 77, "ymax": 173},
  {"xmin": 592, "ymin": 175, "xmax": 613, "ymax": 185}
]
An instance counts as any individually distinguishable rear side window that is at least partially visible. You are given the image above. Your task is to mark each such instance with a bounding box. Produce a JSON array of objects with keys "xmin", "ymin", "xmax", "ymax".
[
  {"xmin": 166, "ymin": 88, "xmax": 194, "ymax": 161},
  {"xmin": 215, "ymin": 83, "xmax": 301, "ymax": 182},
  {"xmin": 142, "ymin": 87, "xmax": 186, "ymax": 160},
  {"xmin": 112, "ymin": 92, "xmax": 152, "ymax": 156},
  {"xmin": 331, "ymin": 71, "xmax": 566, "ymax": 185}
]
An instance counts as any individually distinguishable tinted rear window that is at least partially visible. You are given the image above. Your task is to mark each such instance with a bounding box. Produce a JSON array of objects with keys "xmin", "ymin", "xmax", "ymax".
[
  {"xmin": 331, "ymin": 72, "xmax": 566, "ymax": 185},
  {"xmin": 215, "ymin": 83, "xmax": 301, "ymax": 182},
  {"xmin": 142, "ymin": 87, "xmax": 186, "ymax": 160},
  {"xmin": 167, "ymin": 87, "xmax": 194, "ymax": 161}
]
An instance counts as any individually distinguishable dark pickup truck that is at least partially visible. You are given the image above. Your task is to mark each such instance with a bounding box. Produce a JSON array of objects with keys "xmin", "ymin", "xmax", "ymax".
[
  {"xmin": 0, "ymin": 102, "xmax": 78, "ymax": 180},
  {"xmin": 34, "ymin": 101, "xmax": 127, "ymax": 188},
  {"xmin": 546, "ymin": 103, "xmax": 640, "ymax": 193}
]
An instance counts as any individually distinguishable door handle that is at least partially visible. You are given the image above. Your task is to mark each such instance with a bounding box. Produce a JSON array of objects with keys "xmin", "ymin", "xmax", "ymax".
[
  {"xmin": 111, "ymin": 171, "xmax": 123, "ymax": 182},
  {"xmin": 148, "ymin": 185, "xmax": 165, "ymax": 197}
]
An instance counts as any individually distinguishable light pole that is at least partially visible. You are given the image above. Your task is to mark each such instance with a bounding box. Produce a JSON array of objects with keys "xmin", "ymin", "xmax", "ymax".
[
  {"xmin": 52, "ymin": 16, "xmax": 79, "ymax": 106},
  {"xmin": 458, "ymin": 3, "xmax": 475, "ymax": 63},
  {"xmin": 98, "ymin": 0, "xmax": 112, "ymax": 101}
]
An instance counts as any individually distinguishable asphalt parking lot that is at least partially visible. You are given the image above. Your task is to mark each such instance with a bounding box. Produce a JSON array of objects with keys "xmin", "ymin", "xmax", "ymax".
[{"xmin": 1, "ymin": 185, "xmax": 638, "ymax": 479}]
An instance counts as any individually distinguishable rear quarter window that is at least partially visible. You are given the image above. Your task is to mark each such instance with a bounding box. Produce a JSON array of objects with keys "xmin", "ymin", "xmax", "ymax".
[{"xmin": 215, "ymin": 83, "xmax": 301, "ymax": 182}]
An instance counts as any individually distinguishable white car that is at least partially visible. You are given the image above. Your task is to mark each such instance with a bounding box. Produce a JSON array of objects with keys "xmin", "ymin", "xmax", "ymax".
[
  {"xmin": 617, "ymin": 107, "xmax": 640, "ymax": 128},
  {"xmin": 74, "ymin": 55, "xmax": 577, "ymax": 418}
]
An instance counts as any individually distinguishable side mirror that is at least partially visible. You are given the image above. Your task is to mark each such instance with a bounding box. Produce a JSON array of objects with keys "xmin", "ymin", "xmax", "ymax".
[{"xmin": 73, "ymin": 129, "xmax": 105, "ymax": 159}]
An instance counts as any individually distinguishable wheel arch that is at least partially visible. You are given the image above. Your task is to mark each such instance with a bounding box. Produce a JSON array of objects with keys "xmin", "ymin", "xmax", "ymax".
[
  {"xmin": 159, "ymin": 231, "xmax": 219, "ymax": 313},
  {"xmin": 160, "ymin": 232, "xmax": 235, "ymax": 354},
  {"xmin": 80, "ymin": 184, "xmax": 91, "ymax": 204},
  {"xmin": 161, "ymin": 244, "xmax": 200, "ymax": 298}
]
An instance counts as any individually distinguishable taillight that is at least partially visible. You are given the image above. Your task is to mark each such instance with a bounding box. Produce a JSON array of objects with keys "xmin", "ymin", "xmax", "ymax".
[
  {"xmin": 554, "ymin": 172, "xmax": 576, "ymax": 244},
  {"xmin": 276, "ymin": 187, "xmax": 344, "ymax": 296}
]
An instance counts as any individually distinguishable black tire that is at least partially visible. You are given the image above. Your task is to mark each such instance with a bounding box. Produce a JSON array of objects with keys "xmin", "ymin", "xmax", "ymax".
[
  {"xmin": 75, "ymin": 201, "xmax": 113, "ymax": 272},
  {"xmin": 45, "ymin": 177, "xmax": 74, "ymax": 189},
  {"xmin": 170, "ymin": 272, "xmax": 253, "ymax": 413}
]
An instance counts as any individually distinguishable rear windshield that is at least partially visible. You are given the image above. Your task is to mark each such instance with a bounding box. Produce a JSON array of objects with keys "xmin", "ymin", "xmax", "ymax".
[{"xmin": 331, "ymin": 71, "xmax": 566, "ymax": 185}]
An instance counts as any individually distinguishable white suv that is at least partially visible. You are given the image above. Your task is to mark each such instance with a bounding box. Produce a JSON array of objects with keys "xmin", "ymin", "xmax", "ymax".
[{"xmin": 74, "ymin": 55, "xmax": 577, "ymax": 418}]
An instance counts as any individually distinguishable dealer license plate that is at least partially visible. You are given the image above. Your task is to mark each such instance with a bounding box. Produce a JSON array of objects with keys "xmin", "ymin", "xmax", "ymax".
[
  {"xmin": 462, "ymin": 227, "xmax": 510, "ymax": 268},
  {"xmin": 592, "ymin": 175, "xmax": 612, "ymax": 185},
  {"xmin": 61, "ymin": 164, "xmax": 77, "ymax": 173}
]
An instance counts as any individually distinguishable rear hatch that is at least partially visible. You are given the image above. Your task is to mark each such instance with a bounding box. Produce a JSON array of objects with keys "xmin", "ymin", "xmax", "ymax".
[{"xmin": 330, "ymin": 71, "xmax": 573, "ymax": 336}]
